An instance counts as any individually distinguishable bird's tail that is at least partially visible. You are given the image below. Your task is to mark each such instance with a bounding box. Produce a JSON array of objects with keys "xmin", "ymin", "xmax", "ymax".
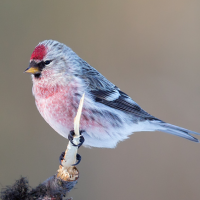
[{"xmin": 153, "ymin": 121, "xmax": 200, "ymax": 142}]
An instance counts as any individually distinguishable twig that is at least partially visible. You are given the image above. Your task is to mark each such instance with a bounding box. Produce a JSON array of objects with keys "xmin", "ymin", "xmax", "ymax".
[
  {"xmin": 1, "ymin": 93, "xmax": 85, "ymax": 200},
  {"xmin": 57, "ymin": 93, "xmax": 85, "ymax": 181}
]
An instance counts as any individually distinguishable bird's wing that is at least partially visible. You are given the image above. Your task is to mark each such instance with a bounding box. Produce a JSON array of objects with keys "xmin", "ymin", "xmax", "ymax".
[
  {"xmin": 80, "ymin": 61, "xmax": 158, "ymax": 120},
  {"xmin": 79, "ymin": 61, "xmax": 200, "ymax": 142},
  {"xmin": 92, "ymin": 89, "xmax": 158, "ymax": 120}
]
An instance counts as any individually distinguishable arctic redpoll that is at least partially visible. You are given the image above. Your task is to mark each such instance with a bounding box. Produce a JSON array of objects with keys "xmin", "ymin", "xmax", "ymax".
[{"xmin": 25, "ymin": 40, "xmax": 200, "ymax": 148}]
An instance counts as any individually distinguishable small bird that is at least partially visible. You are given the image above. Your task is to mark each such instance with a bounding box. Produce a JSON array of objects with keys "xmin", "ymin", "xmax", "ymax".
[{"xmin": 25, "ymin": 40, "xmax": 200, "ymax": 148}]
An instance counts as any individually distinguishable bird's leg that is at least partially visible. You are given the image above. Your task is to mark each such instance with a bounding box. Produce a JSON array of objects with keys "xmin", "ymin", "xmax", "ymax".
[
  {"xmin": 72, "ymin": 154, "xmax": 82, "ymax": 166},
  {"xmin": 59, "ymin": 151, "xmax": 65, "ymax": 166},
  {"xmin": 68, "ymin": 130, "xmax": 85, "ymax": 148}
]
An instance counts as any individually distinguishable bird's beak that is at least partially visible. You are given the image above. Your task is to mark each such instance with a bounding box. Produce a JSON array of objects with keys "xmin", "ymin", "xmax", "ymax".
[{"xmin": 24, "ymin": 61, "xmax": 40, "ymax": 74}]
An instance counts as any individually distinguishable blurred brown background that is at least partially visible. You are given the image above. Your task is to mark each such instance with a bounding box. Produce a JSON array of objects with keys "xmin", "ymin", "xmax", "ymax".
[{"xmin": 1, "ymin": 1, "xmax": 200, "ymax": 200}]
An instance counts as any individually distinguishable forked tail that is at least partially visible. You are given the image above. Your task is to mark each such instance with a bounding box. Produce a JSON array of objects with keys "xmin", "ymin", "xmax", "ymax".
[{"xmin": 153, "ymin": 121, "xmax": 200, "ymax": 142}]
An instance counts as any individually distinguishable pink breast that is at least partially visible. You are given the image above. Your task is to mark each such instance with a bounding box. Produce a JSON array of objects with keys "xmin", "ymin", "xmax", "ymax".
[
  {"xmin": 34, "ymin": 83, "xmax": 77, "ymax": 130},
  {"xmin": 34, "ymin": 82, "xmax": 106, "ymax": 135}
]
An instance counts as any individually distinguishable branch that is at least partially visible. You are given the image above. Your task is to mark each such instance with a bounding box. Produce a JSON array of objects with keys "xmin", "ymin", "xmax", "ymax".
[{"xmin": 1, "ymin": 94, "xmax": 85, "ymax": 200}]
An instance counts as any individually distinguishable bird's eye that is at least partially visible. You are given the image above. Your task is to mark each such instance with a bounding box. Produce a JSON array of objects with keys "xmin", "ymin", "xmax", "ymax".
[{"xmin": 44, "ymin": 60, "xmax": 51, "ymax": 65}]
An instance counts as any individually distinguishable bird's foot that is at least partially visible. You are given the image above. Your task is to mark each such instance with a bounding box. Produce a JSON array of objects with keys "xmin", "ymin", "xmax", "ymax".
[
  {"xmin": 59, "ymin": 151, "xmax": 81, "ymax": 166},
  {"xmin": 72, "ymin": 154, "xmax": 82, "ymax": 166},
  {"xmin": 59, "ymin": 151, "xmax": 65, "ymax": 166},
  {"xmin": 68, "ymin": 130, "xmax": 85, "ymax": 148}
]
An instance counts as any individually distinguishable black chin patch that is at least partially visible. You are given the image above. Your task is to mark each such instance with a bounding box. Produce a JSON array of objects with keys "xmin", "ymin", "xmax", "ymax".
[{"xmin": 34, "ymin": 73, "xmax": 41, "ymax": 79}]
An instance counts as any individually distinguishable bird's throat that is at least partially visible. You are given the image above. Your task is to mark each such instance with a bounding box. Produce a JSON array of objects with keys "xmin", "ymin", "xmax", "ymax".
[{"xmin": 34, "ymin": 73, "xmax": 42, "ymax": 79}]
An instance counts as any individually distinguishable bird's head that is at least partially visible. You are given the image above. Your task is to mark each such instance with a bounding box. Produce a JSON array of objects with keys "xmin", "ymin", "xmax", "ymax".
[{"xmin": 25, "ymin": 40, "xmax": 77, "ymax": 80}]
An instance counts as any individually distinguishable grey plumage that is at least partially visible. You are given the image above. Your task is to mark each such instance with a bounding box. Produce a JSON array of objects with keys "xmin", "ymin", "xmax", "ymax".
[
  {"xmin": 27, "ymin": 40, "xmax": 200, "ymax": 148},
  {"xmin": 75, "ymin": 44, "xmax": 200, "ymax": 143}
]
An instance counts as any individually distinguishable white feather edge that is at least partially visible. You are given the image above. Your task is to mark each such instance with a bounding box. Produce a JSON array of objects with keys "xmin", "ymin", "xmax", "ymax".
[{"xmin": 104, "ymin": 90, "xmax": 120, "ymax": 101}]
